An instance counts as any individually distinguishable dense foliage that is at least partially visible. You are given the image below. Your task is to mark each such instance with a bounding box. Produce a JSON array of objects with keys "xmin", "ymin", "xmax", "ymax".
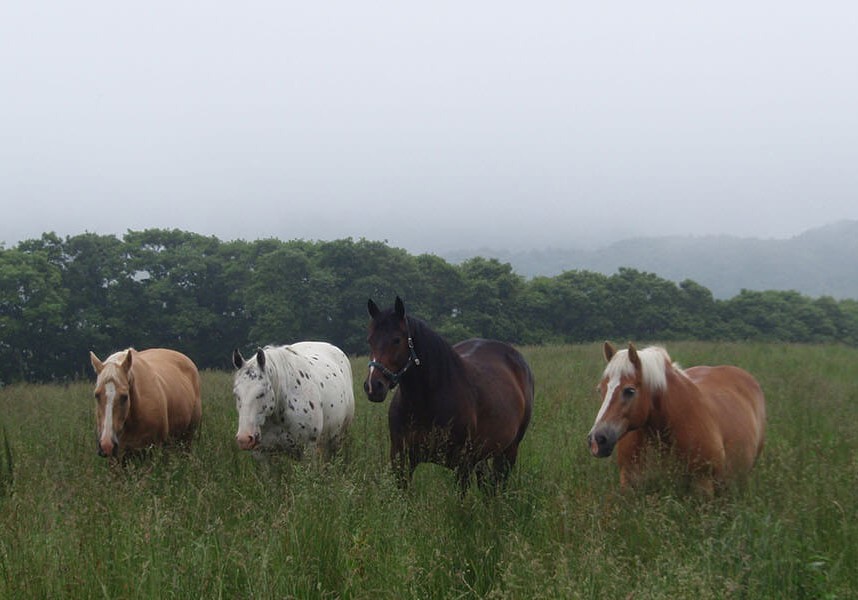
[{"xmin": 2, "ymin": 229, "xmax": 857, "ymax": 383}]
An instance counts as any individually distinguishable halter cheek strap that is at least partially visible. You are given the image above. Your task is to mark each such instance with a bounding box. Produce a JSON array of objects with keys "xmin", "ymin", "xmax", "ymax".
[{"xmin": 367, "ymin": 320, "xmax": 421, "ymax": 389}]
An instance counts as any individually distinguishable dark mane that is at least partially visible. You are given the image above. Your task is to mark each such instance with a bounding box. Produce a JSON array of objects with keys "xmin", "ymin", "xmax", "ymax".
[{"xmin": 402, "ymin": 314, "xmax": 463, "ymax": 388}]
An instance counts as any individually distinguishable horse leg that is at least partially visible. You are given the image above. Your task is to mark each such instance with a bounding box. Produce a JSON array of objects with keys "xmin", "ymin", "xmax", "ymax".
[
  {"xmin": 689, "ymin": 452, "xmax": 724, "ymax": 498},
  {"xmin": 616, "ymin": 430, "xmax": 646, "ymax": 490},
  {"xmin": 474, "ymin": 461, "xmax": 492, "ymax": 493},
  {"xmin": 476, "ymin": 446, "xmax": 517, "ymax": 494},
  {"xmin": 680, "ymin": 433, "xmax": 725, "ymax": 498},
  {"xmin": 494, "ymin": 443, "xmax": 518, "ymax": 485},
  {"xmin": 318, "ymin": 432, "xmax": 346, "ymax": 463},
  {"xmin": 455, "ymin": 463, "xmax": 473, "ymax": 496},
  {"xmin": 691, "ymin": 475, "xmax": 716, "ymax": 498},
  {"xmin": 390, "ymin": 441, "xmax": 418, "ymax": 489},
  {"xmin": 454, "ymin": 438, "xmax": 477, "ymax": 495}
]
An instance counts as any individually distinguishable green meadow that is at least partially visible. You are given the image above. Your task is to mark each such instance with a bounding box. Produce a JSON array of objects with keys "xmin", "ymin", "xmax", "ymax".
[{"xmin": 0, "ymin": 342, "xmax": 855, "ymax": 599}]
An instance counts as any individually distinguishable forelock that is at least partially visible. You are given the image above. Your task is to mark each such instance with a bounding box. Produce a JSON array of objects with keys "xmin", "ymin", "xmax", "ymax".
[
  {"xmin": 97, "ymin": 349, "xmax": 131, "ymax": 386},
  {"xmin": 235, "ymin": 363, "xmax": 264, "ymax": 387},
  {"xmin": 602, "ymin": 346, "xmax": 671, "ymax": 393}
]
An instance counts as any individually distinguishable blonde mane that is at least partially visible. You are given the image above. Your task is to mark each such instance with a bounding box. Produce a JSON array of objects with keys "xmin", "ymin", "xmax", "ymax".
[
  {"xmin": 96, "ymin": 348, "xmax": 133, "ymax": 383},
  {"xmin": 602, "ymin": 346, "xmax": 681, "ymax": 393}
]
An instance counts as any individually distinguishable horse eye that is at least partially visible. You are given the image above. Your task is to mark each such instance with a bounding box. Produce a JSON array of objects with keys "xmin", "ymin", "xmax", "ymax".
[
  {"xmin": 622, "ymin": 387, "xmax": 636, "ymax": 399},
  {"xmin": 118, "ymin": 394, "xmax": 129, "ymax": 403}
]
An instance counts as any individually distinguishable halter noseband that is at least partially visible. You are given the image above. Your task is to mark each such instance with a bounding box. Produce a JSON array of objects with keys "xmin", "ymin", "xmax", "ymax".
[{"xmin": 367, "ymin": 319, "xmax": 421, "ymax": 389}]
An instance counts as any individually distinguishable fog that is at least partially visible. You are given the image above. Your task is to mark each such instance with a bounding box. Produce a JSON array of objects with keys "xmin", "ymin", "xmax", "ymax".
[{"xmin": 2, "ymin": 1, "xmax": 857, "ymax": 253}]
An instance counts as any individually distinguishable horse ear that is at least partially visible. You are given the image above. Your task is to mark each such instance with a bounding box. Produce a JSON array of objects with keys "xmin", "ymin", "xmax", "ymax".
[
  {"xmin": 603, "ymin": 341, "xmax": 616, "ymax": 363},
  {"xmin": 368, "ymin": 299, "xmax": 380, "ymax": 318},
  {"xmin": 255, "ymin": 347, "xmax": 266, "ymax": 370},
  {"xmin": 232, "ymin": 349, "xmax": 245, "ymax": 369},
  {"xmin": 121, "ymin": 349, "xmax": 133, "ymax": 374},
  {"xmin": 394, "ymin": 296, "xmax": 406, "ymax": 320},
  {"xmin": 90, "ymin": 351, "xmax": 104, "ymax": 374},
  {"xmin": 627, "ymin": 342, "xmax": 641, "ymax": 371}
]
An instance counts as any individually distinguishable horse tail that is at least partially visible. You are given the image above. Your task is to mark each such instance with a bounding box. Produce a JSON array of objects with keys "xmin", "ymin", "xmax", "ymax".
[{"xmin": 752, "ymin": 379, "xmax": 767, "ymax": 461}]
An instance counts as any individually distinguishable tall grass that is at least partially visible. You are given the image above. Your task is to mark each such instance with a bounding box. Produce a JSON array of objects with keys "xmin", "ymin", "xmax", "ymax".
[{"xmin": 0, "ymin": 342, "xmax": 855, "ymax": 598}]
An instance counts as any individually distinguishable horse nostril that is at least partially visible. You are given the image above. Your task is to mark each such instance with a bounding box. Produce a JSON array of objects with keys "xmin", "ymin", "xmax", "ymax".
[
  {"xmin": 363, "ymin": 381, "xmax": 370, "ymax": 393},
  {"xmin": 595, "ymin": 433, "xmax": 607, "ymax": 447}
]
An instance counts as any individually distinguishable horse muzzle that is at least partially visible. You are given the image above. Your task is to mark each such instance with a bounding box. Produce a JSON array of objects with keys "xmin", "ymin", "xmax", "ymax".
[
  {"xmin": 235, "ymin": 431, "xmax": 261, "ymax": 451},
  {"xmin": 587, "ymin": 427, "xmax": 618, "ymax": 458},
  {"xmin": 363, "ymin": 377, "xmax": 389, "ymax": 403},
  {"xmin": 97, "ymin": 435, "xmax": 119, "ymax": 458}
]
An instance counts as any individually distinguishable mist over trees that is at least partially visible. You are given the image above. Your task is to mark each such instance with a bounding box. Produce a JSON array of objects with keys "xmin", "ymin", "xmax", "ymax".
[
  {"xmin": 443, "ymin": 220, "xmax": 858, "ymax": 300},
  {"xmin": 2, "ymin": 229, "xmax": 857, "ymax": 384}
]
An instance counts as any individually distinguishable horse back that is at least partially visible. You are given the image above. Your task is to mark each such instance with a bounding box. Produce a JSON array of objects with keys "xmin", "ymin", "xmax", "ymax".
[
  {"xmin": 685, "ymin": 365, "xmax": 766, "ymax": 469},
  {"xmin": 453, "ymin": 339, "xmax": 534, "ymax": 450},
  {"xmin": 131, "ymin": 349, "xmax": 202, "ymax": 440},
  {"xmin": 285, "ymin": 341, "xmax": 355, "ymax": 443}
]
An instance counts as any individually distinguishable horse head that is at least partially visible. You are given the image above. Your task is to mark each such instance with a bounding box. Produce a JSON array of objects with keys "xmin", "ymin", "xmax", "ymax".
[
  {"xmin": 364, "ymin": 296, "xmax": 420, "ymax": 403},
  {"xmin": 232, "ymin": 348, "xmax": 275, "ymax": 450},
  {"xmin": 90, "ymin": 349, "xmax": 134, "ymax": 458},
  {"xmin": 587, "ymin": 341, "xmax": 663, "ymax": 458}
]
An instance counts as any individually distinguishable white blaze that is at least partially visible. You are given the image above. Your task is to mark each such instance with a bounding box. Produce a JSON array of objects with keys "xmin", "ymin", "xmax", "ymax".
[
  {"xmin": 591, "ymin": 376, "xmax": 620, "ymax": 431},
  {"xmin": 101, "ymin": 381, "xmax": 116, "ymax": 441}
]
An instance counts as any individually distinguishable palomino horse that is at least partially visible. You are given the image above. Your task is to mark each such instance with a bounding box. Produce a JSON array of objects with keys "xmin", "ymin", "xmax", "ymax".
[
  {"xmin": 364, "ymin": 297, "xmax": 534, "ymax": 492},
  {"xmin": 232, "ymin": 342, "xmax": 355, "ymax": 459},
  {"xmin": 90, "ymin": 348, "xmax": 202, "ymax": 458},
  {"xmin": 587, "ymin": 342, "xmax": 766, "ymax": 495}
]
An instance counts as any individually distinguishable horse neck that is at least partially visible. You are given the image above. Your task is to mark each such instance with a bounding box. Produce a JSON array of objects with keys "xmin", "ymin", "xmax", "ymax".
[
  {"xmin": 399, "ymin": 324, "xmax": 465, "ymax": 402},
  {"xmin": 262, "ymin": 349, "xmax": 298, "ymax": 401},
  {"xmin": 648, "ymin": 364, "xmax": 701, "ymax": 432}
]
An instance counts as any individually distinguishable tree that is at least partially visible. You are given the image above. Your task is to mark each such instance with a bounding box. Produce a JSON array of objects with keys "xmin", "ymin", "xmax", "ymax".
[
  {"xmin": 604, "ymin": 268, "xmax": 684, "ymax": 341},
  {"xmin": 459, "ymin": 257, "xmax": 528, "ymax": 343},
  {"xmin": 122, "ymin": 229, "xmax": 235, "ymax": 368},
  {"xmin": 0, "ymin": 247, "xmax": 67, "ymax": 382},
  {"xmin": 245, "ymin": 246, "xmax": 338, "ymax": 348},
  {"xmin": 524, "ymin": 270, "xmax": 613, "ymax": 343},
  {"xmin": 5, "ymin": 229, "xmax": 858, "ymax": 382}
]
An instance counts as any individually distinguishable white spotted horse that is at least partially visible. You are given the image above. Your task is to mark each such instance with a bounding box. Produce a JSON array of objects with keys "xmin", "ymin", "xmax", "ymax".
[{"xmin": 232, "ymin": 341, "xmax": 355, "ymax": 459}]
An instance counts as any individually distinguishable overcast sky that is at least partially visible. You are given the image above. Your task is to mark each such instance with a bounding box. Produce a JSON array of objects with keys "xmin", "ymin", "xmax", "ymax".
[{"xmin": 2, "ymin": 1, "xmax": 857, "ymax": 253}]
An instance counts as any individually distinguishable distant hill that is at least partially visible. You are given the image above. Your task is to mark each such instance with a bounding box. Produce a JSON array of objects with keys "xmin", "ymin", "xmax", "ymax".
[{"xmin": 443, "ymin": 220, "xmax": 858, "ymax": 299}]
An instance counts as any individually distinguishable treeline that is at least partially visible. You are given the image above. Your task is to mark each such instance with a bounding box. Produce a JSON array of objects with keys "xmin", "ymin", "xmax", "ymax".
[{"xmin": 2, "ymin": 229, "xmax": 857, "ymax": 384}]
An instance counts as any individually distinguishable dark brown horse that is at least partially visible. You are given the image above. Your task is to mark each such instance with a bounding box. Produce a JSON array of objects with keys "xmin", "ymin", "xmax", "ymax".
[{"xmin": 364, "ymin": 297, "xmax": 534, "ymax": 492}]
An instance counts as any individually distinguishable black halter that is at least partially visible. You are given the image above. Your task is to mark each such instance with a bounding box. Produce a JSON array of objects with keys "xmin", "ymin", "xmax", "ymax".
[{"xmin": 367, "ymin": 318, "xmax": 421, "ymax": 389}]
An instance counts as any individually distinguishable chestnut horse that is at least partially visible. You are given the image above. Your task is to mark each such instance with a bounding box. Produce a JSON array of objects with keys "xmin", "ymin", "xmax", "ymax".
[
  {"xmin": 364, "ymin": 297, "xmax": 534, "ymax": 492},
  {"xmin": 90, "ymin": 348, "xmax": 202, "ymax": 458},
  {"xmin": 587, "ymin": 342, "xmax": 766, "ymax": 495}
]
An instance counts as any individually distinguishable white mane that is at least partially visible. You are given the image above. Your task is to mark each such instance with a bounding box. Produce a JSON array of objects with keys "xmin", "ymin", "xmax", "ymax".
[
  {"xmin": 258, "ymin": 346, "xmax": 296, "ymax": 394},
  {"xmin": 602, "ymin": 346, "xmax": 680, "ymax": 393}
]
